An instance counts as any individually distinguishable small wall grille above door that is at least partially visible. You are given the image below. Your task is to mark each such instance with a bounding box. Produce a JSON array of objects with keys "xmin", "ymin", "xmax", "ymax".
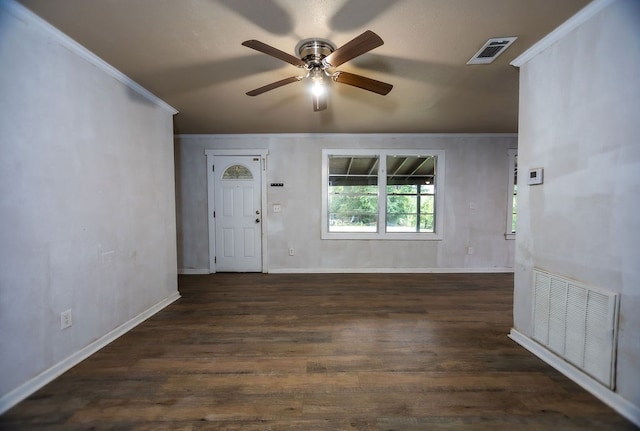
[
  {"xmin": 467, "ymin": 37, "xmax": 517, "ymax": 64},
  {"xmin": 532, "ymin": 269, "xmax": 619, "ymax": 388}
]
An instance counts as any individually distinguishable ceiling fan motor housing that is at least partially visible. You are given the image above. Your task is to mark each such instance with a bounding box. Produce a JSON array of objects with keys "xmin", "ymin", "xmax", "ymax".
[{"xmin": 296, "ymin": 38, "xmax": 336, "ymax": 67}]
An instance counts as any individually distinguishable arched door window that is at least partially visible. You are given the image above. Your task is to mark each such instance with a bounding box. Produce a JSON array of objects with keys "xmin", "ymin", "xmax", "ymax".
[{"xmin": 222, "ymin": 164, "xmax": 253, "ymax": 180}]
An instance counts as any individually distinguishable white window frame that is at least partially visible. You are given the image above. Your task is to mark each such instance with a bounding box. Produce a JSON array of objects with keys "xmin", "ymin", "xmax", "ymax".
[
  {"xmin": 321, "ymin": 149, "xmax": 445, "ymax": 240},
  {"xmin": 505, "ymin": 149, "xmax": 517, "ymax": 240}
]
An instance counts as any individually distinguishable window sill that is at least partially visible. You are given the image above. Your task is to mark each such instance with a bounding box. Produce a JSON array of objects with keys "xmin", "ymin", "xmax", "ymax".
[
  {"xmin": 322, "ymin": 232, "xmax": 443, "ymax": 241},
  {"xmin": 505, "ymin": 233, "xmax": 516, "ymax": 240}
]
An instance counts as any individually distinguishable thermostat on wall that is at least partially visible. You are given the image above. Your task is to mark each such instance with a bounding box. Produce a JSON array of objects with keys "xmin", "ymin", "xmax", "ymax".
[{"xmin": 528, "ymin": 168, "xmax": 543, "ymax": 185}]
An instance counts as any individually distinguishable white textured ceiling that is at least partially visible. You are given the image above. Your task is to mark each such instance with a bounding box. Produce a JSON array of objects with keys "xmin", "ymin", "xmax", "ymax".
[{"xmin": 18, "ymin": 0, "xmax": 591, "ymax": 134}]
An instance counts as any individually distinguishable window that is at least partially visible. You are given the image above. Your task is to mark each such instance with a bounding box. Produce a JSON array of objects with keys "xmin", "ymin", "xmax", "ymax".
[
  {"xmin": 505, "ymin": 149, "xmax": 517, "ymax": 239},
  {"xmin": 386, "ymin": 155, "xmax": 436, "ymax": 233},
  {"xmin": 322, "ymin": 149, "xmax": 445, "ymax": 240},
  {"xmin": 222, "ymin": 164, "xmax": 253, "ymax": 180},
  {"xmin": 327, "ymin": 155, "xmax": 379, "ymax": 233}
]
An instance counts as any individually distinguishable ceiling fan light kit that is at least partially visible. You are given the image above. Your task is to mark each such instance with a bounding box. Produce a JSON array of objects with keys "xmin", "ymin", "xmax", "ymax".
[{"xmin": 242, "ymin": 30, "xmax": 393, "ymax": 111}]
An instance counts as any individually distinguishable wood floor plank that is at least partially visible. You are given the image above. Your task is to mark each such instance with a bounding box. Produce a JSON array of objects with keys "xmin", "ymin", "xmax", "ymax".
[{"xmin": 1, "ymin": 273, "xmax": 637, "ymax": 430}]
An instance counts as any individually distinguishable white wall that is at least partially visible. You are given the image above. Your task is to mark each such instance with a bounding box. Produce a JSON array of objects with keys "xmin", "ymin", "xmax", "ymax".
[
  {"xmin": 512, "ymin": 0, "xmax": 640, "ymax": 422},
  {"xmin": 0, "ymin": 1, "xmax": 179, "ymax": 411},
  {"xmin": 175, "ymin": 134, "xmax": 517, "ymax": 273}
]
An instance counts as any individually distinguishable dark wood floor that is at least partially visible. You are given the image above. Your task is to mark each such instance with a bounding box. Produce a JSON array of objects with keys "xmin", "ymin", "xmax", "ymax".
[{"xmin": 2, "ymin": 273, "xmax": 637, "ymax": 430}]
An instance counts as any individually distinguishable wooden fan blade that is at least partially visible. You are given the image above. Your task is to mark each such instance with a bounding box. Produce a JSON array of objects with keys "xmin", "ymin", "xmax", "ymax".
[
  {"xmin": 323, "ymin": 30, "xmax": 383, "ymax": 68},
  {"xmin": 333, "ymin": 71, "xmax": 393, "ymax": 95},
  {"xmin": 246, "ymin": 76, "xmax": 301, "ymax": 96},
  {"xmin": 242, "ymin": 40, "xmax": 307, "ymax": 68}
]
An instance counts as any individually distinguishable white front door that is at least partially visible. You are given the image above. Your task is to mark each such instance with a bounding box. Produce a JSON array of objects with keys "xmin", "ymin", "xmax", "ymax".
[{"xmin": 212, "ymin": 155, "xmax": 262, "ymax": 272}]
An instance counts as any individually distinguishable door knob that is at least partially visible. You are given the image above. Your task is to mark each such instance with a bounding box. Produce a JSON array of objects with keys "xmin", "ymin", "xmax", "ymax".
[{"xmin": 255, "ymin": 218, "xmax": 261, "ymax": 223}]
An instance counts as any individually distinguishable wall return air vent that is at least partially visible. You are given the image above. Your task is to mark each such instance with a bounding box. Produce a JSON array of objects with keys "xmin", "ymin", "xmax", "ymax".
[
  {"xmin": 467, "ymin": 37, "xmax": 517, "ymax": 64},
  {"xmin": 532, "ymin": 268, "xmax": 619, "ymax": 389}
]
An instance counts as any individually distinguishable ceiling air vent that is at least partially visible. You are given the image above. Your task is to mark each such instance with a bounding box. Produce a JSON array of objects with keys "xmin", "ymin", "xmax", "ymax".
[{"xmin": 467, "ymin": 37, "xmax": 517, "ymax": 65}]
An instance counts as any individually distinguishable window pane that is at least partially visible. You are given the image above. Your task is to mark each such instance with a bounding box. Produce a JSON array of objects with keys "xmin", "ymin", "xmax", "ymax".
[
  {"xmin": 222, "ymin": 164, "xmax": 253, "ymax": 180},
  {"xmin": 386, "ymin": 155, "xmax": 436, "ymax": 233},
  {"xmin": 511, "ymin": 185, "xmax": 517, "ymax": 233},
  {"xmin": 420, "ymin": 195, "xmax": 435, "ymax": 231},
  {"xmin": 511, "ymin": 155, "xmax": 518, "ymax": 233},
  {"xmin": 328, "ymin": 155, "xmax": 379, "ymax": 232}
]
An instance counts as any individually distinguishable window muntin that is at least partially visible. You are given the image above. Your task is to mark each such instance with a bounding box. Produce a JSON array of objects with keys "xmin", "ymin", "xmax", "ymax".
[{"xmin": 322, "ymin": 149, "xmax": 445, "ymax": 240}]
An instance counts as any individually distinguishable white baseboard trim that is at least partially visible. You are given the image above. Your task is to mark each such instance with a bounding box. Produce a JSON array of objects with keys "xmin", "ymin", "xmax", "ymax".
[
  {"xmin": 508, "ymin": 329, "xmax": 640, "ymax": 427},
  {"xmin": 268, "ymin": 267, "xmax": 514, "ymax": 274},
  {"xmin": 178, "ymin": 268, "xmax": 210, "ymax": 275},
  {"xmin": 0, "ymin": 291, "xmax": 181, "ymax": 415}
]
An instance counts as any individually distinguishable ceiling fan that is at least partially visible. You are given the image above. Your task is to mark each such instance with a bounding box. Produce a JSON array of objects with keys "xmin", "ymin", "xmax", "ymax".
[{"xmin": 242, "ymin": 30, "xmax": 393, "ymax": 111}]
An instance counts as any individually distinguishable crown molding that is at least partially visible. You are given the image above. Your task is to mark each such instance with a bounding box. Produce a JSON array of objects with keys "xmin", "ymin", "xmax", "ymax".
[
  {"xmin": 175, "ymin": 133, "xmax": 519, "ymax": 139},
  {"xmin": 1, "ymin": 0, "xmax": 177, "ymax": 115},
  {"xmin": 511, "ymin": 0, "xmax": 615, "ymax": 67}
]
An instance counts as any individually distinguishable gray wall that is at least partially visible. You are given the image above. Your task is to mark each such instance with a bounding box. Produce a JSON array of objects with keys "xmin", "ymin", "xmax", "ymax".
[
  {"xmin": 0, "ymin": 1, "xmax": 178, "ymax": 406},
  {"xmin": 513, "ymin": 0, "xmax": 640, "ymax": 410},
  {"xmin": 176, "ymin": 134, "xmax": 517, "ymax": 272}
]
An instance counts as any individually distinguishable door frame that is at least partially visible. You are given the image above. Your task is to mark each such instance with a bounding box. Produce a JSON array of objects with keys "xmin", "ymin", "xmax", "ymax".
[{"xmin": 205, "ymin": 149, "xmax": 269, "ymax": 273}]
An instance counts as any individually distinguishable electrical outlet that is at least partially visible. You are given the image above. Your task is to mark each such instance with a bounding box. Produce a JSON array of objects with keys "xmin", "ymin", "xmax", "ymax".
[
  {"xmin": 289, "ymin": 247, "xmax": 295, "ymax": 256},
  {"xmin": 60, "ymin": 309, "xmax": 73, "ymax": 329}
]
